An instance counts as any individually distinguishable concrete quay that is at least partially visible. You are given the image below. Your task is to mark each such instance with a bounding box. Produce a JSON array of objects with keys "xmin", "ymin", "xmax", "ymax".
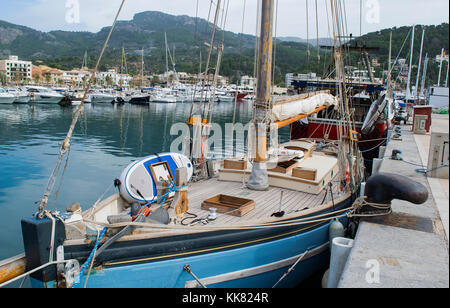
[{"xmin": 338, "ymin": 114, "xmax": 449, "ymax": 288}]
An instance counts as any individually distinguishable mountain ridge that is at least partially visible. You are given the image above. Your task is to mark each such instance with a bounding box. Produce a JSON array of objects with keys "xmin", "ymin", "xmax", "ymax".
[{"xmin": 0, "ymin": 11, "xmax": 448, "ymax": 85}]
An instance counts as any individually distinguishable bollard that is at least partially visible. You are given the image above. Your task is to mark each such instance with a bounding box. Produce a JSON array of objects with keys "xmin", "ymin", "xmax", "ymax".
[{"xmin": 326, "ymin": 237, "xmax": 354, "ymax": 288}]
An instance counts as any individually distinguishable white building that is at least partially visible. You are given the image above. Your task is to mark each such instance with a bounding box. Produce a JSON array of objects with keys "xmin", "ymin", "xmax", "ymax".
[
  {"xmin": 63, "ymin": 69, "xmax": 92, "ymax": 86},
  {"xmin": 285, "ymin": 72, "xmax": 318, "ymax": 88},
  {"xmin": 0, "ymin": 55, "xmax": 33, "ymax": 83},
  {"xmin": 97, "ymin": 69, "xmax": 132, "ymax": 87},
  {"xmin": 240, "ymin": 75, "xmax": 257, "ymax": 88},
  {"xmin": 435, "ymin": 54, "xmax": 449, "ymax": 63}
]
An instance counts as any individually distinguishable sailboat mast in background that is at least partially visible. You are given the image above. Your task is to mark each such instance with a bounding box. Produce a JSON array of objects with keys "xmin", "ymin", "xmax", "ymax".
[{"xmin": 406, "ymin": 24, "xmax": 415, "ymax": 99}]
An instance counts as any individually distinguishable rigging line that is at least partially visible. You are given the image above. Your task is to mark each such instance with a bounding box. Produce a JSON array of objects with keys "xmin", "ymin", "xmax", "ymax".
[
  {"xmin": 271, "ymin": 0, "xmax": 279, "ymax": 95},
  {"xmin": 220, "ymin": 0, "xmax": 230, "ymax": 43},
  {"xmin": 194, "ymin": 0, "xmax": 200, "ymax": 46},
  {"xmin": 37, "ymin": 0, "xmax": 126, "ymax": 217},
  {"xmin": 52, "ymin": 142, "xmax": 72, "ymax": 209},
  {"xmin": 206, "ymin": 0, "xmax": 229, "ymax": 124},
  {"xmin": 203, "ymin": 0, "xmax": 214, "ymax": 46},
  {"xmin": 203, "ymin": 0, "xmax": 228, "ymax": 122},
  {"xmin": 254, "ymin": 0, "xmax": 262, "ymax": 80},
  {"xmin": 315, "ymin": 0, "xmax": 320, "ymax": 62},
  {"xmin": 198, "ymin": 0, "xmax": 222, "ymax": 121},
  {"xmin": 238, "ymin": 0, "xmax": 247, "ymax": 81},
  {"xmin": 233, "ymin": 0, "xmax": 247, "ymax": 132},
  {"xmin": 389, "ymin": 28, "xmax": 413, "ymax": 77},
  {"xmin": 323, "ymin": 0, "xmax": 332, "ymax": 76},
  {"xmin": 306, "ymin": 0, "xmax": 310, "ymax": 71}
]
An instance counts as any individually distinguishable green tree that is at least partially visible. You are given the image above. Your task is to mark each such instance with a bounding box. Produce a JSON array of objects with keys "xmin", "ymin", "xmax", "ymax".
[
  {"xmin": 105, "ymin": 76, "xmax": 114, "ymax": 87},
  {"xmin": 0, "ymin": 72, "xmax": 7, "ymax": 85},
  {"xmin": 34, "ymin": 74, "xmax": 41, "ymax": 85}
]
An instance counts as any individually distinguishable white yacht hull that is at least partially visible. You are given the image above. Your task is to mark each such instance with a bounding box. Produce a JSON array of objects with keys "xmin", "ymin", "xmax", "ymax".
[
  {"xmin": 31, "ymin": 95, "xmax": 63, "ymax": 104},
  {"xmin": 90, "ymin": 95, "xmax": 115, "ymax": 104},
  {"xmin": 0, "ymin": 96, "xmax": 16, "ymax": 104},
  {"xmin": 13, "ymin": 95, "xmax": 31, "ymax": 104}
]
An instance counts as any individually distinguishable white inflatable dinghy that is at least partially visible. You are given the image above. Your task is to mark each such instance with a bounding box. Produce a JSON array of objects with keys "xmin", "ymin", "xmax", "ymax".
[{"xmin": 117, "ymin": 153, "xmax": 193, "ymax": 204}]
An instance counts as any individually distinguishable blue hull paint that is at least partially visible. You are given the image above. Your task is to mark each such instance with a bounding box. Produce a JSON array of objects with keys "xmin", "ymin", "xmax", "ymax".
[{"xmin": 68, "ymin": 220, "xmax": 335, "ymax": 288}]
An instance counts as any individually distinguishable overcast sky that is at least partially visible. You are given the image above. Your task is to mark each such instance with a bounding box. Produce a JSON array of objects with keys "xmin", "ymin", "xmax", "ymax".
[{"xmin": 0, "ymin": 0, "xmax": 448, "ymax": 38}]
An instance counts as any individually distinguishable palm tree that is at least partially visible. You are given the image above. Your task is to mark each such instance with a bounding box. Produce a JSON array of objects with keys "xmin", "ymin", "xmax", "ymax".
[
  {"xmin": 0, "ymin": 72, "xmax": 7, "ymax": 85},
  {"xmin": 34, "ymin": 74, "xmax": 41, "ymax": 85}
]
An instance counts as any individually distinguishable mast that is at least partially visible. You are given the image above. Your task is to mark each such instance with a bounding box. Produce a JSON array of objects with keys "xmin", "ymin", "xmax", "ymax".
[
  {"xmin": 247, "ymin": 0, "xmax": 274, "ymax": 191},
  {"xmin": 120, "ymin": 47, "xmax": 125, "ymax": 88},
  {"xmin": 420, "ymin": 53, "xmax": 428, "ymax": 96},
  {"xmin": 165, "ymin": 32, "xmax": 169, "ymax": 85},
  {"xmin": 437, "ymin": 48, "xmax": 444, "ymax": 87},
  {"xmin": 141, "ymin": 48, "xmax": 144, "ymax": 89},
  {"xmin": 414, "ymin": 27, "xmax": 425, "ymax": 99},
  {"xmin": 446, "ymin": 57, "xmax": 449, "ymax": 87},
  {"xmin": 83, "ymin": 50, "xmax": 88, "ymax": 69},
  {"xmin": 406, "ymin": 25, "xmax": 415, "ymax": 99},
  {"xmin": 387, "ymin": 32, "xmax": 392, "ymax": 98}
]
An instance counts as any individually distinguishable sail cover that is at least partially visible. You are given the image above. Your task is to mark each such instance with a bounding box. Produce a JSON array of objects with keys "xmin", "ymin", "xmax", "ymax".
[{"xmin": 271, "ymin": 92, "xmax": 338, "ymax": 122}]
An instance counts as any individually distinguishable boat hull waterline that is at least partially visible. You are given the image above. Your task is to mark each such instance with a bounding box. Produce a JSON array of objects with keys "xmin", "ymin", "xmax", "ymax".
[{"xmin": 23, "ymin": 193, "xmax": 353, "ymax": 288}]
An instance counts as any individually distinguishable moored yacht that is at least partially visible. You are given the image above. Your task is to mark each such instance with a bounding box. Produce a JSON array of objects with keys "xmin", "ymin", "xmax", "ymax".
[
  {"xmin": 6, "ymin": 87, "xmax": 31, "ymax": 104},
  {"xmin": 88, "ymin": 89, "xmax": 116, "ymax": 104},
  {"xmin": 70, "ymin": 90, "xmax": 92, "ymax": 106},
  {"xmin": 0, "ymin": 88, "xmax": 16, "ymax": 104},
  {"xmin": 24, "ymin": 86, "xmax": 64, "ymax": 104}
]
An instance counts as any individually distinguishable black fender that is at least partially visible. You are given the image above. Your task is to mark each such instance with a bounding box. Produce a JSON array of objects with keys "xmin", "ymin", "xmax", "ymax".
[{"xmin": 364, "ymin": 172, "xmax": 428, "ymax": 205}]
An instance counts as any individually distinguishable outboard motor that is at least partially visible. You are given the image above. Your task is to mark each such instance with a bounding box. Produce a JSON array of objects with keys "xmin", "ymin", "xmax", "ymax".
[{"xmin": 364, "ymin": 172, "xmax": 428, "ymax": 205}]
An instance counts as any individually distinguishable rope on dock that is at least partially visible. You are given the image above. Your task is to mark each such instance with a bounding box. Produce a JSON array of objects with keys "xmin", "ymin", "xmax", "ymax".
[{"xmin": 347, "ymin": 196, "xmax": 392, "ymax": 218}]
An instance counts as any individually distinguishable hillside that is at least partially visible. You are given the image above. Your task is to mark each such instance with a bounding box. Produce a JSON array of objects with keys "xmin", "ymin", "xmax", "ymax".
[
  {"xmin": 0, "ymin": 11, "xmax": 448, "ymax": 86},
  {"xmin": 349, "ymin": 23, "xmax": 449, "ymax": 86},
  {"xmin": 0, "ymin": 11, "xmax": 323, "ymax": 85}
]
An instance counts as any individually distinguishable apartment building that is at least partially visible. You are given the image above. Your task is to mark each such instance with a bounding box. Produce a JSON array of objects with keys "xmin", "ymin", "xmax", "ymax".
[{"xmin": 0, "ymin": 55, "xmax": 33, "ymax": 83}]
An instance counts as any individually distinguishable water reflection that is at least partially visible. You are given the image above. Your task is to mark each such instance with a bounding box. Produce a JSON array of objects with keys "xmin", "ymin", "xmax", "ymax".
[
  {"xmin": 0, "ymin": 101, "xmax": 264, "ymax": 259},
  {"xmin": 0, "ymin": 101, "xmax": 290, "ymax": 259}
]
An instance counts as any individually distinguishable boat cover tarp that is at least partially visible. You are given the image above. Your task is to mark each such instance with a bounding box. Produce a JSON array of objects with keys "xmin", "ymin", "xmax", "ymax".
[{"xmin": 271, "ymin": 93, "xmax": 338, "ymax": 121}]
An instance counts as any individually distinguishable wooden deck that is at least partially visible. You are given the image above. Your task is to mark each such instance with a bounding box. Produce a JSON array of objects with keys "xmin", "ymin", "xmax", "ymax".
[{"xmin": 181, "ymin": 176, "xmax": 342, "ymax": 226}]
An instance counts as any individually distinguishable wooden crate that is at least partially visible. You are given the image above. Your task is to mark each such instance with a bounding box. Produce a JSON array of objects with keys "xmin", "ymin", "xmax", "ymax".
[
  {"xmin": 292, "ymin": 167, "xmax": 317, "ymax": 181},
  {"xmin": 268, "ymin": 159, "xmax": 300, "ymax": 174},
  {"xmin": 224, "ymin": 159, "xmax": 247, "ymax": 170},
  {"xmin": 201, "ymin": 195, "xmax": 255, "ymax": 217}
]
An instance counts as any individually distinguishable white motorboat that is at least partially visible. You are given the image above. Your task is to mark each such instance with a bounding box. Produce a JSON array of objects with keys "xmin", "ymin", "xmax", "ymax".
[
  {"xmin": 88, "ymin": 89, "xmax": 116, "ymax": 104},
  {"xmin": 217, "ymin": 94, "xmax": 235, "ymax": 102},
  {"xmin": 152, "ymin": 94, "xmax": 177, "ymax": 103},
  {"xmin": 70, "ymin": 90, "xmax": 92, "ymax": 106},
  {"xmin": 152, "ymin": 88, "xmax": 177, "ymax": 103},
  {"xmin": 25, "ymin": 86, "xmax": 64, "ymax": 104},
  {"xmin": 6, "ymin": 87, "xmax": 31, "ymax": 104},
  {"xmin": 0, "ymin": 88, "xmax": 16, "ymax": 104}
]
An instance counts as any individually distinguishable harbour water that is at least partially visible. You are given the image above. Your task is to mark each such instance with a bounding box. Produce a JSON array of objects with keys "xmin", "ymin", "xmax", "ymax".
[{"xmin": 0, "ymin": 102, "xmax": 292, "ymax": 262}]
